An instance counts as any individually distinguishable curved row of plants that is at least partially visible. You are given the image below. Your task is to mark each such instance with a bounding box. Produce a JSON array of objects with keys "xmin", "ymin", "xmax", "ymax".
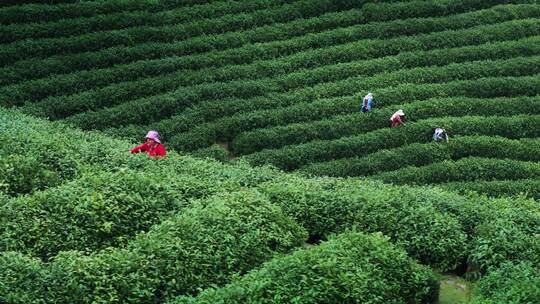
[
  {"xmin": 372, "ymin": 157, "xmax": 540, "ymax": 185},
  {"xmin": 53, "ymin": 24, "xmax": 540, "ymax": 127},
  {"xmin": 232, "ymin": 95, "xmax": 540, "ymax": 155},
  {"xmin": 440, "ymin": 179, "xmax": 540, "ymax": 201},
  {"xmin": 0, "ymin": 0, "xmax": 296, "ymax": 43},
  {"xmin": 169, "ymin": 59, "xmax": 540, "ymax": 152},
  {"xmin": 241, "ymin": 115, "xmax": 540, "ymax": 170},
  {"xmin": 0, "ymin": 0, "xmax": 361, "ymax": 67},
  {"xmin": 4, "ymin": 10, "xmax": 540, "ymax": 105},
  {"xmin": 299, "ymin": 135, "xmax": 540, "ymax": 177},
  {"xmin": 0, "ymin": 2, "xmax": 529, "ymax": 89}
]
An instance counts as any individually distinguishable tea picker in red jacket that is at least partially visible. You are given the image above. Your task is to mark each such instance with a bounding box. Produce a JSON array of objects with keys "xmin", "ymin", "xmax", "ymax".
[{"xmin": 130, "ymin": 130, "xmax": 167, "ymax": 158}]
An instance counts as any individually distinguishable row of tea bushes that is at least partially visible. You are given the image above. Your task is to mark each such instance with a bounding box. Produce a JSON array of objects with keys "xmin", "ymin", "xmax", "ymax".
[
  {"xmin": 372, "ymin": 157, "xmax": 540, "ymax": 185},
  {"xmin": 242, "ymin": 115, "xmax": 540, "ymax": 170},
  {"xmin": 0, "ymin": 190, "xmax": 307, "ymax": 303},
  {"xmin": 0, "ymin": 0, "xmax": 295, "ymax": 43},
  {"xmin": 440, "ymin": 178, "xmax": 540, "ymax": 200},
  {"xmin": 170, "ymin": 232, "xmax": 438, "ymax": 304},
  {"xmin": 300, "ymin": 135, "xmax": 540, "ymax": 177},
  {"xmin": 4, "ymin": 3, "xmax": 533, "ymax": 102}
]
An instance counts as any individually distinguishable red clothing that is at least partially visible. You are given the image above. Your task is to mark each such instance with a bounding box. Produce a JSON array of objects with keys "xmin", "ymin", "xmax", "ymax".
[
  {"xmin": 390, "ymin": 115, "xmax": 403, "ymax": 128},
  {"xmin": 130, "ymin": 143, "xmax": 166, "ymax": 157}
]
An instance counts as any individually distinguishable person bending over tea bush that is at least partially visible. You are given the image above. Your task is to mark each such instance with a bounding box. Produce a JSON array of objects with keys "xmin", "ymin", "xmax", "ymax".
[
  {"xmin": 360, "ymin": 92, "xmax": 374, "ymax": 113},
  {"xmin": 433, "ymin": 128, "xmax": 449, "ymax": 143},
  {"xmin": 390, "ymin": 109, "xmax": 406, "ymax": 128}
]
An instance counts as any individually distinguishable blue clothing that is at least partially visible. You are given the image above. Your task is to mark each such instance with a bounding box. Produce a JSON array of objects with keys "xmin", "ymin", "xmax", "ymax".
[
  {"xmin": 361, "ymin": 96, "xmax": 373, "ymax": 112},
  {"xmin": 367, "ymin": 97, "xmax": 373, "ymax": 110}
]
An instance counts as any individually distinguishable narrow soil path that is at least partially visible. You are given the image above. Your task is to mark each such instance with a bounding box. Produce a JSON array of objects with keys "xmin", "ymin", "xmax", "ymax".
[
  {"xmin": 217, "ymin": 141, "xmax": 235, "ymax": 160},
  {"xmin": 439, "ymin": 275, "xmax": 473, "ymax": 304}
]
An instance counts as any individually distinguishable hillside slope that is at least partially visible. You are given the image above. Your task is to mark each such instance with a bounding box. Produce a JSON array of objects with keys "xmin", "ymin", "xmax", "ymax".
[
  {"xmin": 0, "ymin": 108, "xmax": 539, "ymax": 303},
  {"xmin": 0, "ymin": 0, "xmax": 538, "ymax": 196}
]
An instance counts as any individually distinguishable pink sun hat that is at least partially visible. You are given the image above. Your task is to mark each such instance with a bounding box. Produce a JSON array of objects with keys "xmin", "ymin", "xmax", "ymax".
[{"xmin": 145, "ymin": 130, "xmax": 161, "ymax": 144}]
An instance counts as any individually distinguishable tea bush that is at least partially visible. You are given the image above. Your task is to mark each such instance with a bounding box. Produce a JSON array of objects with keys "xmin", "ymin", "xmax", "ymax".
[
  {"xmin": 257, "ymin": 176, "xmax": 467, "ymax": 271},
  {"xmin": 441, "ymin": 179, "xmax": 540, "ymax": 200},
  {"xmin": 472, "ymin": 261, "xmax": 540, "ymax": 303},
  {"xmin": 372, "ymin": 157, "xmax": 540, "ymax": 185},
  {"xmin": 300, "ymin": 136, "xmax": 540, "ymax": 177},
  {"xmin": 171, "ymin": 232, "xmax": 438, "ymax": 304},
  {"xmin": 0, "ymin": 169, "xmax": 216, "ymax": 259}
]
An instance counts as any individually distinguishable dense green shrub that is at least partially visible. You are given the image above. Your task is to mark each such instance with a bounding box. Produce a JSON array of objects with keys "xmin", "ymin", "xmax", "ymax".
[
  {"xmin": 0, "ymin": 122, "xmax": 79, "ymax": 195},
  {"xmin": 257, "ymin": 176, "xmax": 467, "ymax": 271},
  {"xmin": 0, "ymin": 154, "xmax": 63, "ymax": 196},
  {"xmin": 472, "ymin": 262, "xmax": 540, "ymax": 304},
  {"xmin": 441, "ymin": 179, "xmax": 540, "ymax": 200},
  {"xmin": 43, "ymin": 190, "xmax": 307, "ymax": 303},
  {"xmin": 0, "ymin": 252, "xmax": 46, "ymax": 304},
  {"xmin": 171, "ymin": 232, "xmax": 438, "ymax": 304},
  {"xmin": 0, "ymin": 168, "xmax": 218, "ymax": 259},
  {"xmin": 372, "ymin": 157, "xmax": 540, "ymax": 185},
  {"xmin": 300, "ymin": 136, "xmax": 540, "ymax": 177},
  {"xmin": 467, "ymin": 197, "xmax": 540, "ymax": 275},
  {"xmin": 242, "ymin": 115, "xmax": 540, "ymax": 170}
]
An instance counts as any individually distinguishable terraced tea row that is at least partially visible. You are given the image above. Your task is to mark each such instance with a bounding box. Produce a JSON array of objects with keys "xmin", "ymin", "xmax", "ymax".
[
  {"xmin": 0, "ymin": 0, "xmax": 508, "ymax": 87},
  {"xmin": 300, "ymin": 136, "xmax": 540, "ymax": 177},
  {"xmin": 0, "ymin": 0, "xmax": 363, "ymax": 67},
  {"xmin": 372, "ymin": 157, "xmax": 540, "ymax": 185},
  {"xmin": 48, "ymin": 20, "xmax": 540, "ymax": 128},
  {"xmin": 0, "ymin": 0, "xmax": 296, "ymax": 43},
  {"xmin": 232, "ymin": 95, "xmax": 540, "ymax": 155},
  {"xmin": 241, "ymin": 115, "xmax": 540, "ymax": 170}
]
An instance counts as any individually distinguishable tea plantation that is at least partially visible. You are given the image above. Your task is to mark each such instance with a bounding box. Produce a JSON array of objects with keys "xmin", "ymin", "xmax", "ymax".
[{"xmin": 0, "ymin": 0, "xmax": 538, "ymax": 303}]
